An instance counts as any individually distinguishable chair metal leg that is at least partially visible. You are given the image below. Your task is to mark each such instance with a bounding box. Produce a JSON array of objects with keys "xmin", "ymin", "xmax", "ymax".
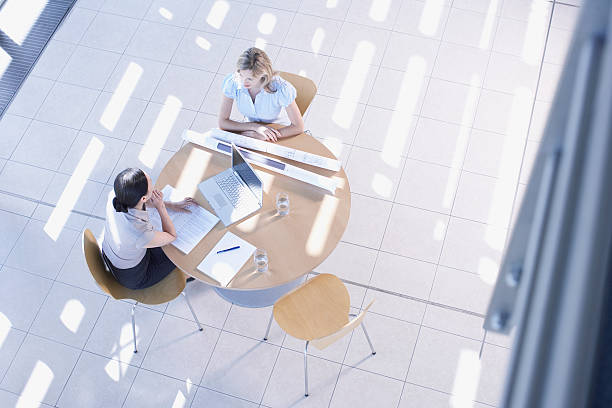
[
  {"xmin": 361, "ymin": 322, "xmax": 376, "ymax": 355},
  {"xmin": 263, "ymin": 310, "xmax": 274, "ymax": 340},
  {"xmin": 304, "ymin": 341, "xmax": 310, "ymax": 397},
  {"xmin": 182, "ymin": 291, "xmax": 203, "ymax": 331},
  {"xmin": 131, "ymin": 302, "xmax": 138, "ymax": 353}
]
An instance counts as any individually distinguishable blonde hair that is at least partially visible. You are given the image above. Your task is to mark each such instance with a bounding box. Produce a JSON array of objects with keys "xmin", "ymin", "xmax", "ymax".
[{"xmin": 236, "ymin": 47, "xmax": 278, "ymax": 93}]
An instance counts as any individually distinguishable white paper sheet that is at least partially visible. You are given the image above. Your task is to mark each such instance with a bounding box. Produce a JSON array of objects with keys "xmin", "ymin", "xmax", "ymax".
[
  {"xmin": 197, "ymin": 232, "xmax": 255, "ymax": 286},
  {"xmin": 183, "ymin": 130, "xmax": 338, "ymax": 194},
  {"xmin": 147, "ymin": 185, "xmax": 219, "ymax": 254},
  {"xmin": 207, "ymin": 128, "xmax": 342, "ymax": 171}
]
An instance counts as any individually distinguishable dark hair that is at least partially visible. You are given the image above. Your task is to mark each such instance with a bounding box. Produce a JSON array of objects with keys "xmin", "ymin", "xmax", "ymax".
[{"xmin": 112, "ymin": 168, "xmax": 148, "ymax": 213}]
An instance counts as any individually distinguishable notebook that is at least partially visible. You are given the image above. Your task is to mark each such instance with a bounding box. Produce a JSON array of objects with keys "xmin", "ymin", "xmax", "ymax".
[
  {"xmin": 197, "ymin": 232, "xmax": 255, "ymax": 286},
  {"xmin": 147, "ymin": 185, "xmax": 219, "ymax": 254}
]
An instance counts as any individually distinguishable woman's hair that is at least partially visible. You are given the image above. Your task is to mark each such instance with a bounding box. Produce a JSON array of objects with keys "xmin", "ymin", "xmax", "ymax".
[
  {"xmin": 236, "ymin": 47, "xmax": 278, "ymax": 93},
  {"xmin": 112, "ymin": 168, "xmax": 148, "ymax": 213}
]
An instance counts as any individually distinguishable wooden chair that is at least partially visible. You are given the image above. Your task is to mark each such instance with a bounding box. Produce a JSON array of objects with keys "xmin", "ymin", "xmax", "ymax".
[
  {"xmin": 83, "ymin": 229, "xmax": 203, "ymax": 353},
  {"xmin": 279, "ymin": 71, "xmax": 317, "ymax": 116},
  {"xmin": 265, "ymin": 273, "xmax": 376, "ymax": 397}
]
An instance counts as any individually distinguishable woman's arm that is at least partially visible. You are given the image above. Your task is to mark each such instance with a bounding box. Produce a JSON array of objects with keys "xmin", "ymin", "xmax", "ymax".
[
  {"xmin": 218, "ymin": 95, "xmax": 283, "ymax": 142},
  {"xmin": 144, "ymin": 190, "xmax": 176, "ymax": 248},
  {"xmin": 276, "ymin": 101, "xmax": 304, "ymax": 138}
]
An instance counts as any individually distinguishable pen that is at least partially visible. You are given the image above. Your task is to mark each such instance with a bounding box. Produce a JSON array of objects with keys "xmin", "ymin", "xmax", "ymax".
[{"xmin": 217, "ymin": 245, "xmax": 240, "ymax": 254}]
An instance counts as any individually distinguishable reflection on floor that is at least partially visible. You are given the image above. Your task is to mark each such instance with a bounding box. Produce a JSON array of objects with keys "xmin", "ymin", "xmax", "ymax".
[{"xmin": 0, "ymin": 0, "xmax": 579, "ymax": 406}]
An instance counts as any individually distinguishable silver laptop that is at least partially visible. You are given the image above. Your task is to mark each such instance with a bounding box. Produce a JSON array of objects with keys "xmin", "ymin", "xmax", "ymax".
[{"xmin": 198, "ymin": 143, "xmax": 263, "ymax": 226}]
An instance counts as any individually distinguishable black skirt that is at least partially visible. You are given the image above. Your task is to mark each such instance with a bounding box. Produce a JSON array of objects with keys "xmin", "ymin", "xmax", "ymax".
[{"xmin": 102, "ymin": 247, "xmax": 175, "ymax": 290}]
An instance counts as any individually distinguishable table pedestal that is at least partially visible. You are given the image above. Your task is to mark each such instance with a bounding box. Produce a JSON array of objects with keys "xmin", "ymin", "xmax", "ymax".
[{"xmin": 213, "ymin": 276, "xmax": 305, "ymax": 308}]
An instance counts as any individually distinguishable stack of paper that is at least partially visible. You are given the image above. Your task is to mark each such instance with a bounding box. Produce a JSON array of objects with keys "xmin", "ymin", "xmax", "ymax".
[
  {"xmin": 197, "ymin": 232, "xmax": 256, "ymax": 286},
  {"xmin": 147, "ymin": 185, "xmax": 219, "ymax": 254}
]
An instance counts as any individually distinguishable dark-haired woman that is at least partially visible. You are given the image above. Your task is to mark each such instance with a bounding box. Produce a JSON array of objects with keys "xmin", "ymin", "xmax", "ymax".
[{"xmin": 101, "ymin": 168, "xmax": 194, "ymax": 290}]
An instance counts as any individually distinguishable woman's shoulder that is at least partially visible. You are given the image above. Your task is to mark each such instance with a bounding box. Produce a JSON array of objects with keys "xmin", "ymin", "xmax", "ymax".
[
  {"xmin": 269, "ymin": 76, "xmax": 296, "ymax": 106},
  {"xmin": 222, "ymin": 72, "xmax": 241, "ymax": 97}
]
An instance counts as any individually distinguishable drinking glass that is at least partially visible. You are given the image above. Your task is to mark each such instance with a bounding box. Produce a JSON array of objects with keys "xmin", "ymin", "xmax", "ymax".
[
  {"xmin": 276, "ymin": 192, "xmax": 290, "ymax": 216},
  {"xmin": 254, "ymin": 248, "xmax": 268, "ymax": 273}
]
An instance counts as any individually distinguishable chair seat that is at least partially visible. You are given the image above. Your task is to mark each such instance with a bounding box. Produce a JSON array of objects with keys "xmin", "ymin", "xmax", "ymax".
[{"xmin": 273, "ymin": 274, "xmax": 350, "ymax": 340}]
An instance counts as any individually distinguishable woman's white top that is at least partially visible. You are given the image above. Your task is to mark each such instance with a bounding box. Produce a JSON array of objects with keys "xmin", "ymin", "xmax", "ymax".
[
  {"xmin": 102, "ymin": 193, "xmax": 155, "ymax": 269},
  {"xmin": 222, "ymin": 73, "xmax": 297, "ymax": 125}
]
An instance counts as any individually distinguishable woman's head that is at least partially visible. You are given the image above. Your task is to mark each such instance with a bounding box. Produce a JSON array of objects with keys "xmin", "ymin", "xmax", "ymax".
[
  {"xmin": 112, "ymin": 168, "xmax": 152, "ymax": 213},
  {"xmin": 236, "ymin": 47, "xmax": 277, "ymax": 92}
]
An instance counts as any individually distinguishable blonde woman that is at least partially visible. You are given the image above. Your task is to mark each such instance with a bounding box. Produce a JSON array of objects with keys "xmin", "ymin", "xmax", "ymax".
[{"xmin": 218, "ymin": 47, "xmax": 304, "ymax": 142}]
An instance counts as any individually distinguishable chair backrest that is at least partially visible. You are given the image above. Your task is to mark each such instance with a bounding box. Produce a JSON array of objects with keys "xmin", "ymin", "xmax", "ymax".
[
  {"xmin": 83, "ymin": 229, "xmax": 186, "ymax": 305},
  {"xmin": 274, "ymin": 273, "xmax": 350, "ymax": 340},
  {"xmin": 279, "ymin": 71, "xmax": 317, "ymax": 116},
  {"xmin": 311, "ymin": 300, "xmax": 374, "ymax": 350}
]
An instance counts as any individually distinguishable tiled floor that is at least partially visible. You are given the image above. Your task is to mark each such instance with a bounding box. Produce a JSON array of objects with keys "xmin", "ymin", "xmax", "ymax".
[{"xmin": 0, "ymin": 0, "xmax": 579, "ymax": 407}]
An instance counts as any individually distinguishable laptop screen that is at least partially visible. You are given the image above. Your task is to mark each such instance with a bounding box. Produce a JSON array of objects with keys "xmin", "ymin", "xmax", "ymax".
[{"xmin": 231, "ymin": 144, "xmax": 263, "ymax": 203}]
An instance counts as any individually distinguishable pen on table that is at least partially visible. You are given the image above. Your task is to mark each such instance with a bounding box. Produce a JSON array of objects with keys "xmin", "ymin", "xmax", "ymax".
[{"xmin": 217, "ymin": 245, "xmax": 240, "ymax": 254}]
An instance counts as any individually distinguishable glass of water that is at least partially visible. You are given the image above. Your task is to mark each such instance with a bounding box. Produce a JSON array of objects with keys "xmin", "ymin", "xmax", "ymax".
[
  {"xmin": 276, "ymin": 192, "xmax": 290, "ymax": 216},
  {"xmin": 254, "ymin": 248, "xmax": 268, "ymax": 273}
]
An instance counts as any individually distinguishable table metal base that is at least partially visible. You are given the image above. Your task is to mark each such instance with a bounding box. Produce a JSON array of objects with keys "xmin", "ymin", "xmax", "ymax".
[{"xmin": 213, "ymin": 276, "xmax": 305, "ymax": 308}]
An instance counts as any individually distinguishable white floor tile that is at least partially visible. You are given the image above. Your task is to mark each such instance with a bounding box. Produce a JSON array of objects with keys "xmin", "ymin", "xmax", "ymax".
[
  {"xmin": 104, "ymin": 55, "xmax": 168, "ymax": 101},
  {"xmin": 303, "ymin": 95, "xmax": 365, "ymax": 145},
  {"xmin": 172, "ymin": 30, "xmax": 233, "ymax": 72},
  {"xmin": 201, "ymin": 331, "xmax": 279, "ymax": 402},
  {"xmin": 369, "ymin": 251, "xmax": 436, "ymax": 301},
  {"xmin": 145, "ymin": 0, "xmax": 202, "ymax": 27},
  {"xmin": 0, "ymin": 327, "xmax": 25, "ymax": 380},
  {"xmin": 344, "ymin": 312, "xmax": 419, "ymax": 380},
  {"xmin": 101, "ymin": 0, "xmax": 154, "ymax": 19},
  {"xmin": 394, "ymin": 0, "xmax": 450, "ymax": 40},
  {"xmin": 485, "ymin": 328, "xmax": 515, "ymax": 349},
  {"xmin": 53, "ymin": 7, "xmax": 97, "ymax": 43},
  {"xmin": 56, "ymin": 238, "xmax": 107, "ymax": 295},
  {"xmin": 519, "ymin": 140, "xmax": 540, "ymax": 184},
  {"xmin": 443, "ymin": 7, "xmax": 498, "ymax": 50},
  {"xmin": 275, "ymin": 48, "xmax": 329, "ymax": 86},
  {"xmin": 6, "ymin": 76, "xmax": 54, "ymax": 118},
  {"xmin": 544, "ymin": 27, "xmax": 572, "ymax": 65},
  {"xmin": 330, "ymin": 366, "xmax": 404, "ymax": 408},
  {"xmin": 299, "ymin": 0, "xmax": 351, "ymax": 21},
  {"xmin": 126, "ymin": 21, "xmax": 185, "ymax": 63},
  {"xmin": 383, "ymin": 32, "xmax": 439, "ymax": 74},
  {"xmin": 124, "ymin": 368, "xmax": 198, "ymax": 408},
  {"xmin": 0, "ymin": 193, "xmax": 37, "ymax": 218},
  {"xmin": 111, "ymin": 141, "xmax": 175, "ymax": 183},
  {"xmin": 332, "ymin": 23, "xmax": 390, "ymax": 65},
  {"xmin": 85, "ymin": 301, "xmax": 163, "ymax": 366},
  {"xmin": 345, "ymin": 146, "xmax": 405, "ymax": 200},
  {"xmin": 473, "ymin": 88, "xmax": 533, "ymax": 138},
  {"xmin": 190, "ymin": 0, "xmax": 250, "ymax": 37},
  {"xmin": 408, "ymin": 117, "xmax": 470, "ymax": 168},
  {"xmin": 151, "ymin": 65, "xmax": 215, "ymax": 110},
  {"xmin": 537, "ymin": 62, "xmax": 562, "ymax": 102},
  {"xmin": 59, "ymin": 46, "xmax": 121, "ymax": 90},
  {"xmin": 0, "ymin": 267, "xmax": 53, "ymax": 331},
  {"xmin": 368, "ymin": 66, "xmax": 428, "ymax": 112},
  {"xmin": 528, "ymin": 100, "xmax": 551, "ymax": 142},
  {"xmin": 345, "ymin": 0, "xmax": 402, "ymax": 30},
  {"xmin": 81, "ymin": 92, "xmax": 148, "ymax": 141},
  {"xmin": 31, "ymin": 203, "xmax": 90, "ymax": 232},
  {"xmin": 484, "ymin": 52, "xmax": 539, "ymax": 95},
  {"xmin": 500, "ymin": 0, "xmax": 551, "ymax": 21},
  {"xmin": 80, "ymin": 12, "xmax": 140, "ymax": 53},
  {"xmin": 223, "ymin": 305, "xmax": 284, "ymax": 345},
  {"xmin": 0, "ymin": 162, "xmax": 54, "ymax": 201},
  {"xmin": 439, "ymin": 216, "xmax": 506, "ymax": 276},
  {"xmin": 11, "ymin": 121, "xmax": 77, "ymax": 171},
  {"xmin": 406, "ymin": 326, "xmax": 481, "ymax": 394},
  {"xmin": 399, "ymin": 382, "xmax": 490, "ymax": 408},
  {"xmin": 1, "ymin": 334, "xmax": 80, "ymax": 406},
  {"xmin": 319, "ymin": 58, "xmax": 378, "ymax": 104},
  {"xmin": 353, "ymin": 106, "xmax": 417, "ymax": 157},
  {"xmin": 315, "ymin": 241, "xmax": 377, "ymax": 286},
  {"xmin": 130, "ymin": 101, "xmax": 197, "ymax": 152},
  {"xmin": 31, "ymin": 40, "xmax": 76, "ymax": 80},
  {"xmin": 253, "ymin": 0, "xmax": 301, "ymax": 11},
  {"xmin": 59, "ymin": 131, "xmax": 127, "ymax": 183},
  {"xmin": 341, "ymin": 194, "xmax": 392, "ymax": 248},
  {"xmin": 422, "ymin": 305, "xmax": 485, "ymax": 341},
  {"xmin": 262, "ymin": 348, "xmax": 341, "ymax": 407},
  {"xmin": 191, "ymin": 387, "xmax": 258, "ymax": 408},
  {"xmin": 476, "ymin": 343, "xmax": 511, "ymax": 406},
  {"xmin": 381, "ymin": 204, "xmax": 449, "ymax": 263},
  {"xmin": 429, "ymin": 266, "xmax": 493, "ymax": 314},
  {"xmin": 395, "ymin": 159, "xmax": 460, "ymax": 214},
  {"xmin": 6, "ymin": 219, "xmax": 80, "ymax": 279},
  {"xmin": 164, "ymin": 281, "xmax": 231, "ymax": 329},
  {"xmin": 235, "ymin": 5, "xmax": 294, "ymax": 47},
  {"xmin": 29, "ymin": 281, "xmax": 107, "ymax": 348},
  {"xmin": 552, "ymin": 3, "xmax": 580, "ymax": 31},
  {"xmin": 36, "ymin": 82, "xmax": 100, "ymax": 129},
  {"xmin": 463, "ymin": 128, "xmax": 526, "ymax": 181},
  {"xmin": 141, "ymin": 313, "xmax": 219, "ymax": 381},
  {"xmin": 284, "ymin": 14, "xmax": 342, "ymax": 56},
  {"xmin": 433, "ymin": 42, "xmax": 489, "ymax": 86},
  {"xmin": 0, "ymin": 114, "xmax": 31, "ymax": 159},
  {"xmin": 493, "ymin": 17, "xmax": 547, "ymax": 65},
  {"xmin": 364, "ymin": 289, "xmax": 426, "ymax": 325},
  {"xmin": 57, "ymin": 351, "xmax": 138, "ymax": 408},
  {"xmin": 421, "ymin": 78, "xmax": 479, "ymax": 126}
]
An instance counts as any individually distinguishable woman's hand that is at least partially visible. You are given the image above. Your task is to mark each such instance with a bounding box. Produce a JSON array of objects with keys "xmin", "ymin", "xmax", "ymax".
[
  {"xmin": 251, "ymin": 125, "xmax": 281, "ymax": 142},
  {"xmin": 147, "ymin": 189, "xmax": 165, "ymax": 211},
  {"xmin": 166, "ymin": 197, "xmax": 196, "ymax": 213}
]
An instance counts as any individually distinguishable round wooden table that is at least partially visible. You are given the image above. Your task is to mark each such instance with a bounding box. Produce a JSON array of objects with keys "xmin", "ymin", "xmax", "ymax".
[{"xmin": 156, "ymin": 132, "xmax": 351, "ymax": 307}]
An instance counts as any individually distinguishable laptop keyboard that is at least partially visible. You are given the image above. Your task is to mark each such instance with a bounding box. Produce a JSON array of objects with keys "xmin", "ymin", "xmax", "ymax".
[{"xmin": 215, "ymin": 173, "xmax": 247, "ymax": 207}]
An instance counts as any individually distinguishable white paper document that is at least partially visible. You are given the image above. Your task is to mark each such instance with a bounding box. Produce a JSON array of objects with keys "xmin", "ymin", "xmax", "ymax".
[
  {"xmin": 206, "ymin": 128, "xmax": 342, "ymax": 172},
  {"xmin": 197, "ymin": 232, "xmax": 255, "ymax": 286},
  {"xmin": 183, "ymin": 130, "xmax": 338, "ymax": 194},
  {"xmin": 147, "ymin": 185, "xmax": 220, "ymax": 254}
]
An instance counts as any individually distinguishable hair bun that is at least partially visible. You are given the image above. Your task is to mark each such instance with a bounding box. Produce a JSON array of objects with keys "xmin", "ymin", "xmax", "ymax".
[{"xmin": 112, "ymin": 197, "xmax": 127, "ymax": 213}]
